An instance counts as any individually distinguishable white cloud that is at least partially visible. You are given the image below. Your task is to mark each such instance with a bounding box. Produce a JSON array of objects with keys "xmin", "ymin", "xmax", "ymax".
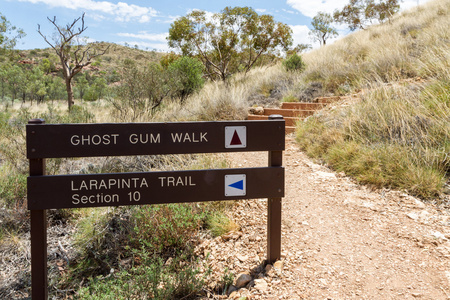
[
  {"xmin": 290, "ymin": 24, "xmax": 311, "ymax": 46},
  {"xmin": 286, "ymin": 0, "xmax": 348, "ymax": 18},
  {"xmin": 255, "ymin": 9, "xmax": 267, "ymax": 14},
  {"xmin": 282, "ymin": 9, "xmax": 297, "ymax": 15},
  {"xmin": 401, "ymin": 0, "xmax": 428, "ymax": 11},
  {"xmin": 117, "ymin": 32, "xmax": 168, "ymax": 42},
  {"xmin": 18, "ymin": 0, "xmax": 158, "ymax": 23}
]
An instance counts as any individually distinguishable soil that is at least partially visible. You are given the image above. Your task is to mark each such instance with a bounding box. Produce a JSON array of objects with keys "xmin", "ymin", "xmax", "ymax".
[
  {"xmin": 2, "ymin": 135, "xmax": 450, "ymax": 299},
  {"xmin": 198, "ymin": 135, "xmax": 450, "ymax": 299}
]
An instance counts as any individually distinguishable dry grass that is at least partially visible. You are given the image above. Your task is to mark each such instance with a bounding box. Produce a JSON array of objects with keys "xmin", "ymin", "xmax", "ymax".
[
  {"xmin": 154, "ymin": 65, "xmax": 290, "ymax": 122},
  {"xmin": 299, "ymin": 0, "xmax": 450, "ymax": 93},
  {"xmin": 295, "ymin": 0, "xmax": 450, "ymax": 199}
]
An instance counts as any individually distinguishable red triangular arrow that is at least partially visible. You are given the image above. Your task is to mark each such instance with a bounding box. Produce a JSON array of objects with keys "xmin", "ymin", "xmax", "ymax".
[{"xmin": 230, "ymin": 130, "xmax": 242, "ymax": 145}]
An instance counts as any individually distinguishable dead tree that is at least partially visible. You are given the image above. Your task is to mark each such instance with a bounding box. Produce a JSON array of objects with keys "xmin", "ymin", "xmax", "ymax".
[{"xmin": 38, "ymin": 13, "xmax": 109, "ymax": 110}]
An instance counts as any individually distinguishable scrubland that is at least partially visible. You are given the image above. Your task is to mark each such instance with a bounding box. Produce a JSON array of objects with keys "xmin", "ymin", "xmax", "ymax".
[{"xmin": 0, "ymin": 0, "xmax": 449, "ymax": 298}]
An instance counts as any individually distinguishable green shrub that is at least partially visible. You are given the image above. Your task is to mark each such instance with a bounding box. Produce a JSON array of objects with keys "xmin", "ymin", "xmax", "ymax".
[
  {"xmin": 132, "ymin": 204, "xmax": 206, "ymax": 254},
  {"xmin": 77, "ymin": 252, "xmax": 206, "ymax": 300},
  {"xmin": 0, "ymin": 172, "xmax": 27, "ymax": 207},
  {"xmin": 282, "ymin": 53, "xmax": 306, "ymax": 72},
  {"xmin": 169, "ymin": 56, "xmax": 205, "ymax": 103},
  {"xmin": 282, "ymin": 94, "xmax": 298, "ymax": 102},
  {"xmin": 206, "ymin": 212, "xmax": 238, "ymax": 237}
]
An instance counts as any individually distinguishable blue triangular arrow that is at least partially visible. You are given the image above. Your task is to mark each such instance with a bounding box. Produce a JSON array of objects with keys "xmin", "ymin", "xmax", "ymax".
[{"xmin": 229, "ymin": 180, "xmax": 244, "ymax": 190}]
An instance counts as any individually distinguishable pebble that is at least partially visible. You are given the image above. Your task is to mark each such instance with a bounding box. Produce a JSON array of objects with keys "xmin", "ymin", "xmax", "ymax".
[
  {"xmin": 235, "ymin": 274, "xmax": 253, "ymax": 288},
  {"xmin": 254, "ymin": 278, "xmax": 268, "ymax": 291}
]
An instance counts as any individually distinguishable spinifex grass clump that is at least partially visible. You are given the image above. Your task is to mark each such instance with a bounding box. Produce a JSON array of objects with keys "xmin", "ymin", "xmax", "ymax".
[
  {"xmin": 297, "ymin": 80, "xmax": 450, "ymax": 199},
  {"xmin": 299, "ymin": 0, "xmax": 450, "ymax": 94}
]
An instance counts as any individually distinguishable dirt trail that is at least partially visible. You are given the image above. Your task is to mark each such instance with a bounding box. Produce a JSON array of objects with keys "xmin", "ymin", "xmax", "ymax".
[{"xmin": 210, "ymin": 136, "xmax": 450, "ymax": 299}]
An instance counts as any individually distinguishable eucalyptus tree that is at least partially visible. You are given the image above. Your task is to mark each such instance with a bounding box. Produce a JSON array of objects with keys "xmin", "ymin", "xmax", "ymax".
[
  {"xmin": 168, "ymin": 6, "xmax": 293, "ymax": 81},
  {"xmin": 334, "ymin": 0, "xmax": 400, "ymax": 31},
  {"xmin": 0, "ymin": 12, "xmax": 25, "ymax": 52},
  {"xmin": 309, "ymin": 12, "xmax": 338, "ymax": 46}
]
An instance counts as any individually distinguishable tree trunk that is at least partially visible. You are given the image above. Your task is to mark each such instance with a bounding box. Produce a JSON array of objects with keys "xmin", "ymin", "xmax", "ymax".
[{"xmin": 65, "ymin": 77, "xmax": 74, "ymax": 111}]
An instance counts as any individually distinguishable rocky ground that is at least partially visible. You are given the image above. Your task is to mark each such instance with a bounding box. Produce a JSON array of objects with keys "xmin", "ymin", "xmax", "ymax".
[
  {"xmin": 196, "ymin": 136, "xmax": 450, "ymax": 299},
  {"xmin": 2, "ymin": 135, "xmax": 450, "ymax": 299}
]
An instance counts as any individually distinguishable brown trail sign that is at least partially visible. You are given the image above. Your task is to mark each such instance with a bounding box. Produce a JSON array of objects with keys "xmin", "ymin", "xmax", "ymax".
[{"xmin": 27, "ymin": 117, "xmax": 285, "ymax": 299}]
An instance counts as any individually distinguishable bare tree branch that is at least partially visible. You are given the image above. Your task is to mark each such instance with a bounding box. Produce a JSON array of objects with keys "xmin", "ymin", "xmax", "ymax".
[{"xmin": 37, "ymin": 13, "xmax": 109, "ymax": 110}]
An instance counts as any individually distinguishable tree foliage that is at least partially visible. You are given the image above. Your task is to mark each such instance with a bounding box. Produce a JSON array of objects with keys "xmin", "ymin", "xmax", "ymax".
[
  {"xmin": 168, "ymin": 56, "xmax": 205, "ymax": 103},
  {"xmin": 309, "ymin": 12, "xmax": 338, "ymax": 46},
  {"xmin": 168, "ymin": 6, "xmax": 293, "ymax": 81},
  {"xmin": 334, "ymin": 0, "xmax": 400, "ymax": 31},
  {"xmin": 0, "ymin": 12, "xmax": 25, "ymax": 52},
  {"xmin": 38, "ymin": 13, "xmax": 109, "ymax": 110}
]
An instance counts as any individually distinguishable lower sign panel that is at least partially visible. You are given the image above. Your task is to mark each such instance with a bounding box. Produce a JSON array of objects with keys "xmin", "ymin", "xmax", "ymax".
[{"xmin": 27, "ymin": 167, "xmax": 284, "ymax": 210}]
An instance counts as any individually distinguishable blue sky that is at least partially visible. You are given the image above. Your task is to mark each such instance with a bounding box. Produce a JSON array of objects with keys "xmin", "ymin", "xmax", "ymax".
[{"xmin": 1, "ymin": 0, "xmax": 427, "ymax": 51}]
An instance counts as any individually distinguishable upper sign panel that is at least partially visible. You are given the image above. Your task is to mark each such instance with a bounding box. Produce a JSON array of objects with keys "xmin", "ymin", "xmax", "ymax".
[{"xmin": 27, "ymin": 120, "xmax": 284, "ymax": 158}]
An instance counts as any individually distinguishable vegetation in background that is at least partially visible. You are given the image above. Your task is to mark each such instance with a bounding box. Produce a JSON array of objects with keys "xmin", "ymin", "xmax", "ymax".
[
  {"xmin": 168, "ymin": 56, "xmax": 205, "ymax": 103},
  {"xmin": 296, "ymin": 0, "xmax": 450, "ymax": 199},
  {"xmin": 168, "ymin": 6, "xmax": 293, "ymax": 81},
  {"xmin": 110, "ymin": 55, "xmax": 205, "ymax": 122},
  {"xmin": 37, "ymin": 13, "xmax": 109, "ymax": 110},
  {"xmin": 309, "ymin": 12, "xmax": 338, "ymax": 46},
  {"xmin": 334, "ymin": 0, "xmax": 401, "ymax": 31}
]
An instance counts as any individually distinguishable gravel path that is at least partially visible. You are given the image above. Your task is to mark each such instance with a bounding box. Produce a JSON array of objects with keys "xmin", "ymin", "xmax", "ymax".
[{"xmin": 199, "ymin": 136, "xmax": 450, "ymax": 299}]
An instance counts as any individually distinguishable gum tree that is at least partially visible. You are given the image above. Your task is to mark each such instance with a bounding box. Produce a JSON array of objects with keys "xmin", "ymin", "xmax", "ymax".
[
  {"xmin": 309, "ymin": 12, "xmax": 338, "ymax": 46},
  {"xmin": 0, "ymin": 12, "xmax": 25, "ymax": 52},
  {"xmin": 334, "ymin": 0, "xmax": 400, "ymax": 31},
  {"xmin": 38, "ymin": 13, "xmax": 108, "ymax": 110},
  {"xmin": 168, "ymin": 6, "xmax": 292, "ymax": 81}
]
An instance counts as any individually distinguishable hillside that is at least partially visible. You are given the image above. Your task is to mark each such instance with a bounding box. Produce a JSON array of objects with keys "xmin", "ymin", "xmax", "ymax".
[
  {"xmin": 17, "ymin": 42, "xmax": 163, "ymax": 75},
  {"xmin": 291, "ymin": 0, "xmax": 450, "ymax": 199}
]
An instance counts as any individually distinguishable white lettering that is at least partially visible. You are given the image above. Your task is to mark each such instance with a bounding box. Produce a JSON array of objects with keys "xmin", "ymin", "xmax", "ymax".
[
  {"xmin": 72, "ymin": 193, "xmax": 119, "ymax": 205},
  {"xmin": 171, "ymin": 133, "xmax": 182, "ymax": 143},
  {"xmin": 158, "ymin": 176, "xmax": 196, "ymax": 187},
  {"xmin": 171, "ymin": 132, "xmax": 208, "ymax": 143},
  {"xmin": 129, "ymin": 133, "xmax": 161, "ymax": 144},
  {"xmin": 71, "ymin": 135, "xmax": 80, "ymax": 146},
  {"xmin": 71, "ymin": 178, "xmax": 148, "ymax": 191},
  {"xmin": 70, "ymin": 134, "xmax": 120, "ymax": 146},
  {"xmin": 201, "ymin": 132, "xmax": 208, "ymax": 142}
]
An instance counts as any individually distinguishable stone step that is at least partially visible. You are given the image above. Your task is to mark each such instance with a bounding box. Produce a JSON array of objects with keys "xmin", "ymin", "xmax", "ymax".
[
  {"xmin": 281, "ymin": 102, "xmax": 326, "ymax": 110},
  {"xmin": 316, "ymin": 96, "xmax": 342, "ymax": 104},
  {"xmin": 285, "ymin": 126, "xmax": 296, "ymax": 134},
  {"xmin": 263, "ymin": 108, "xmax": 315, "ymax": 118},
  {"xmin": 247, "ymin": 115, "xmax": 299, "ymax": 126}
]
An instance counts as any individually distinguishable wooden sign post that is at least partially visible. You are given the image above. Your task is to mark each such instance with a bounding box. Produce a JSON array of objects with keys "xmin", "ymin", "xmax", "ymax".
[{"xmin": 27, "ymin": 118, "xmax": 285, "ymax": 299}]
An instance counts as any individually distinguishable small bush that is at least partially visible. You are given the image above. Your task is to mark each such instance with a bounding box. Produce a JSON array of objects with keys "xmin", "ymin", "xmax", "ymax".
[
  {"xmin": 206, "ymin": 212, "xmax": 239, "ymax": 237},
  {"xmin": 282, "ymin": 94, "xmax": 298, "ymax": 102},
  {"xmin": 0, "ymin": 172, "xmax": 27, "ymax": 207},
  {"xmin": 282, "ymin": 53, "xmax": 306, "ymax": 72},
  {"xmin": 169, "ymin": 56, "xmax": 205, "ymax": 103},
  {"xmin": 132, "ymin": 204, "xmax": 205, "ymax": 254},
  {"xmin": 77, "ymin": 252, "xmax": 206, "ymax": 300}
]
